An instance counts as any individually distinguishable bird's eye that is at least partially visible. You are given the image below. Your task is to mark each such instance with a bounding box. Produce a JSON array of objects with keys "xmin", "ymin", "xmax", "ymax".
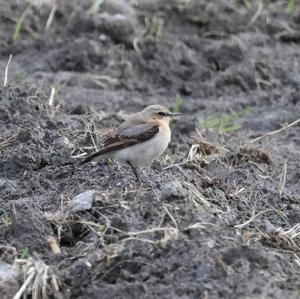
[{"xmin": 157, "ymin": 112, "xmax": 166, "ymax": 116}]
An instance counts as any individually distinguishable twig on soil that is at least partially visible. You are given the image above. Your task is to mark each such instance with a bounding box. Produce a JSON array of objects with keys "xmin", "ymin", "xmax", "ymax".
[
  {"xmin": 255, "ymin": 78, "xmax": 272, "ymax": 87},
  {"xmin": 163, "ymin": 162, "xmax": 186, "ymax": 171},
  {"xmin": 48, "ymin": 86, "xmax": 56, "ymax": 106},
  {"xmin": 183, "ymin": 182, "xmax": 211, "ymax": 209},
  {"xmin": 99, "ymin": 215, "xmax": 180, "ymax": 247},
  {"xmin": 280, "ymin": 224, "xmax": 300, "ymax": 239},
  {"xmin": 173, "ymin": 164, "xmax": 189, "ymax": 178},
  {"xmin": 231, "ymin": 35, "xmax": 247, "ymax": 52},
  {"xmin": 274, "ymin": 21, "xmax": 295, "ymax": 39},
  {"xmin": 249, "ymin": 0, "xmax": 263, "ymax": 24},
  {"xmin": 163, "ymin": 204, "xmax": 178, "ymax": 230},
  {"xmin": 133, "ymin": 37, "xmax": 141, "ymax": 54},
  {"xmin": 247, "ymin": 118, "xmax": 300, "ymax": 145},
  {"xmin": 184, "ymin": 223, "xmax": 207, "ymax": 231},
  {"xmin": 164, "ymin": 162, "xmax": 189, "ymax": 178},
  {"xmin": 124, "ymin": 227, "xmax": 176, "ymax": 236},
  {"xmin": 278, "ymin": 161, "xmax": 287, "ymax": 197},
  {"xmin": 276, "ymin": 224, "xmax": 300, "ymax": 252},
  {"xmin": 123, "ymin": 237, "xmax": 157, "ymax": 245},
  {"xmin": 257, "ymin": 174, "xmax": 271, "ymax": 180},
  {"xmin": 3, "ymin": 54, "xmax": 13, "ymax": 87},
  {"xmin": 236, "ymin": 205, "xmax": 288, "ymax": 229},
  {"xmin": 87, "ymin": 126, "xmax": 99, "ymax": 151},
  {"xmin": 0, "ymin": 129, "xmax": 21, "ymax": 150},
  {"xmin": 71, "ymin": 152, "xmax": 88, "ymax": 158},
  {"xmin": 229, "ymin": 187, "xmax": 246, "ymax": 197},
  {"xmin": 248, "ymin": 160, "xmax": 265, "ymax": 173},
  {"xmin": 45, "ymin": 4, "xmax": 57, "ymax": 31},
  {"xmin": 294, "ymin": 252, "xmax": 300, "ymax": 267},
  {"xmin": 235, "ymin": 208, "xmax": 274, "ymax": 229},
  {"xmin": 75, "ymin": 219, "xmax": 174, "ymax": 238},
  {"xmin": 90, "ymin": 75, "xmax": 119, "ymax": 89}
]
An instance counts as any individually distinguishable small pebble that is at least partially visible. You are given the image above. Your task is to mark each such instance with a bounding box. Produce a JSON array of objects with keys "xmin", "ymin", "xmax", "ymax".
[
  {"xmin": 70, "ymin": 190, "xmax": 97, "ymax": 212},
  {"xmin": 53, "ymin": 136, "xmax": 69, "ymax": 147}
]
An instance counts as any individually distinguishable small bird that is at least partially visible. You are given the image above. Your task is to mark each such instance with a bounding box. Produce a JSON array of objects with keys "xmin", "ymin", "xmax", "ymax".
[{"xmin": 81, "ymin": 105, "xmax": 181, "ymax": 181}]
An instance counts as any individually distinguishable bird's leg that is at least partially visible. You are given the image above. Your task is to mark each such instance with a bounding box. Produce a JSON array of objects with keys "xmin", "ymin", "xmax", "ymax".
[{"xmin": 126, "ymin": 161, "xmax": 141, "ymax": 182}]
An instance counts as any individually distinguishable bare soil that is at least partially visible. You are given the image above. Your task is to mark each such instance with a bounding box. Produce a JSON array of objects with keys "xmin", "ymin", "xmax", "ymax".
[{"xmin": 0, "ymin": 1, "xmax": 300, "ymax": 298}]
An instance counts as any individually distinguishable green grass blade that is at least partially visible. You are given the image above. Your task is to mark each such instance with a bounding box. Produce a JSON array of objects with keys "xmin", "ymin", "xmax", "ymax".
[
  {"xmin": 0, "ymin": 209, "xmax": 11, "ymax": 225},
  {"xmin": 286, "ymin": 0, "xmax": 296, "ymax": 13},
  {"xmin": 202, "ymin": 107, "xmax": 252, "ymax": 134},
  {"xmin": 19, "ymin": 247, "xmax": 29, "ymax": 259},
  {"xmin": 243, "ymin": 0, "xmax": 252, "ymax": 9},
  {"xmin": 13, "ymin": 4, "xmax": 32, "ymax": 41},
  {"xmin": 203, "ymin": 115, "xmax": 221, "ymax": 129},
  {"xmin": 87, "ymin": 0, "xmax": 104, "ymax": 13},
  {"xmin": 171, "ymin": 95, "xmax": 182, "ymax": 113},
  {"xmin": 219, "ymin": 125, "xmax": 241, "ymax": 134}
]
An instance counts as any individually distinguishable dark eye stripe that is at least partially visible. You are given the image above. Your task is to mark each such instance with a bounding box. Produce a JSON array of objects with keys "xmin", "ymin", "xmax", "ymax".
[{"xmin": 157, "ymin": 112, "xmax": 166, "ymax": 116}]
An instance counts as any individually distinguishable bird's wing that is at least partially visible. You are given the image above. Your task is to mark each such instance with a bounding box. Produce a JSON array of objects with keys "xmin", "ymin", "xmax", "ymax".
[
  {"xmin": 105, "ymin": 123, "xmax": 159, "ymax": 146},
  {"xmin": 81, "ymin": 123, "xmax": 159, "ymax": 164}
]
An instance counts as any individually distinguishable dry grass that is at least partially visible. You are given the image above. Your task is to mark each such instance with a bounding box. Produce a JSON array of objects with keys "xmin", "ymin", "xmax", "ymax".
[
  {"xmin": 0, "ymin": 129, "xmax": 21, "ymax": 151},
  {"xmin": 185, "ymin": 129, "xmax": 224, "ymax": 165},
  {"xmin": 13, "ymin": 257, "xmax": 60, "ymax": 299}
]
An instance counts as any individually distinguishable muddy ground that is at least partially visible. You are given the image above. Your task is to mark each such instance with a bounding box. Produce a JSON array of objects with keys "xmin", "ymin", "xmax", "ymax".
[{"xmin": 0, "ymin": 0, "xmax": 300, "ymax": 298}]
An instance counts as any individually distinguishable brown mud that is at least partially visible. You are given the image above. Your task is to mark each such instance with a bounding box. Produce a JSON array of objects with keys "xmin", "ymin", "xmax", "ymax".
[{"xmin": 0, "ymin": 1, "xmax": 300, "ymax": 298}]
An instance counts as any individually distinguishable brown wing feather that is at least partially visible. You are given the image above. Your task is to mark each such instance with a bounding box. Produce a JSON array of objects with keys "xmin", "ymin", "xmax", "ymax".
[{"xmin": 81, "ymin": 125, "xmax": 159, "ymax": 164}]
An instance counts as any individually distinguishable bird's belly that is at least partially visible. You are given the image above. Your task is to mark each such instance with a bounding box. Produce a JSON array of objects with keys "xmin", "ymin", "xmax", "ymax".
[{"xmin": 114, "ymin": 130, "xmax": 170, "ymax": 166}]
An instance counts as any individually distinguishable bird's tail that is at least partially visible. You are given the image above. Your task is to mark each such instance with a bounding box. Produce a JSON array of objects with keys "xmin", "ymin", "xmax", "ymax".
[{"xmin": 79, "ymin": 149, "xmax": 111, "ymax": 165}]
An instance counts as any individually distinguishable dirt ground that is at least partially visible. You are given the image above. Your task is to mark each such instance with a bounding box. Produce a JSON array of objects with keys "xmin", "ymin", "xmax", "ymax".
[{"xmin": 0, "ymin": 0, "xmax": 300, "ymax": 298}]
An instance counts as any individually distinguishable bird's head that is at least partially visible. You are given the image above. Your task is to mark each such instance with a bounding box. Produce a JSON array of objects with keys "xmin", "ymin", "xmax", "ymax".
[{"xmin": 141, "ymin": 105, "xmax": 181, "ymax": 124}]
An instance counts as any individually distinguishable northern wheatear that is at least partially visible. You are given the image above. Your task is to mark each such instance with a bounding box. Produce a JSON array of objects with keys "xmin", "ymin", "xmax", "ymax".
[{"xmin": 81, "ymin": 105, "xmax": 181, "ymax": 181}]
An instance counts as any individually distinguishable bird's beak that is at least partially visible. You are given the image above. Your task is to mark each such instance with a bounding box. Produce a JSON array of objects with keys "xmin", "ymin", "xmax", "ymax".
[{"xmin": 167, "ymin": 112, "xmax": 182, "ymax": 117}]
